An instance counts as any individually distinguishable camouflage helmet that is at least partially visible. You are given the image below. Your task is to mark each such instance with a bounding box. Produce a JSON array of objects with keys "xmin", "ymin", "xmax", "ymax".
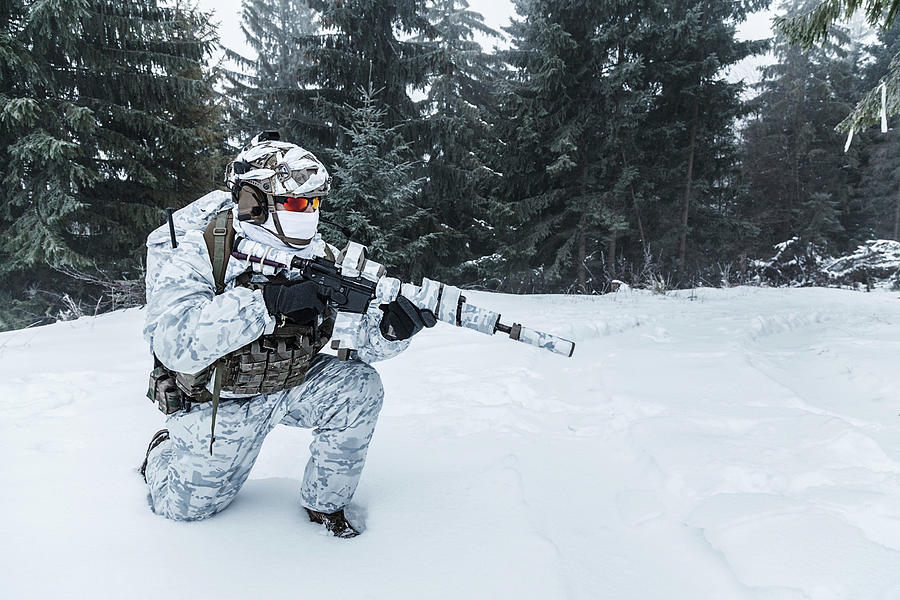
[
  {"xmin": 225, "ymin": 131, "xmax": 330, "ymax": 198},
  {"xmin": 225, "ymin": 132, "xmax": 330, "ymax": 245}
]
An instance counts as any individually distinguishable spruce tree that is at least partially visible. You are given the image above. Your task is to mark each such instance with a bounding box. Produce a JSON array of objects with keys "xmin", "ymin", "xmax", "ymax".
[
  {"xmin": 856, "ymin": 23, "xmax": 900, "ymax": 240},
  {"xmin": 0, "ymin": 0, "xmax": 226, "ymax": 330},
  {"xmin": 289, "ymin": 0, "xmax": 436, "ymax": 156},
  {"xmin": 493, "ymin": 0, "xmax": 665, "ymax": 292},
  {"xmin": 637, "ymin": 0, "xmax": 768, "ymax": 277},
  {"xmin": 323, "ymin": 84, "xmax": 425, "ymax": 281},
  {"xmin": 775, "ymin": 0, "xmax": 900, "ymax": 129},
  {"xmin": 739, "ymin": 24, "xmax": 868, "ymax": 254},
  {"xmin": 224, "ymin": 0, "xmax": 318, "ymax": 144},
  {"xmin": 411, "ymin": 0, "xmax": 503, "ymax": 282}
]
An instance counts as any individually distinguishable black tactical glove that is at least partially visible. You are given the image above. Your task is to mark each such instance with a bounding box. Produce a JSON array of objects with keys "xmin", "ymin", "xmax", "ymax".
[
  {"xmin": 379, "ymin": 295, "xmax": 437, "ymax": 341},
  {"xmin": 263, "ymin": 280, "xmax": 326, "ymax": 326}
]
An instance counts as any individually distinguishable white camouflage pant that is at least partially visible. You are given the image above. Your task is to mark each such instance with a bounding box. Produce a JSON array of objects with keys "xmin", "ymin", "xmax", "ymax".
[{"xmin": 144, "ymin": 354, "xmax": 384, "ymax": 520}]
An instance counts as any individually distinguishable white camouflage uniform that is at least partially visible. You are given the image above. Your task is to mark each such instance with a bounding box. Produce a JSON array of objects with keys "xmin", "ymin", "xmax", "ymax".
[{"xmin": 142, "ymin": 191, "xmax": 409, "ymax": 520}]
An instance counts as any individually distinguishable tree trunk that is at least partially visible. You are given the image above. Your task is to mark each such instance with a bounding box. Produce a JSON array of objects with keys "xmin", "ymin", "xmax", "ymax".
[
  {"xmin": 577, "ymin": 215, "xmax": 587, "ymax": 293},
  {"xmin": 678, "ymin": 96, "xmax": 699, "ymax": 273},
  {"xmin": 630, "ymin": 186, "xmax": 647, "ymax": 255},
  {"xmin": 607, "ymin": 236, "xmax": 616, "ymax": 278},
  {"xmin": 621, "ymin": 151, "xmax": 647, "ymax": 255}
]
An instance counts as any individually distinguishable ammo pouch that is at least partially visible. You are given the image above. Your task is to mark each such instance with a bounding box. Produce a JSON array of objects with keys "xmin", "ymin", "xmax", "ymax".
[
  {"xmin": 147, "ymin": 317, "xmax": 333, "ymax": 415},
  {"xmin": 147, "ymin": 366, "xmax": 184, "ymax": 415},
  {"xmin": 219, "ymin": 321, "xmax": 332, "ymax": 395},
  {"xmin": 146, "ymin": 207, "xmax": 335, "ymax": 418}
]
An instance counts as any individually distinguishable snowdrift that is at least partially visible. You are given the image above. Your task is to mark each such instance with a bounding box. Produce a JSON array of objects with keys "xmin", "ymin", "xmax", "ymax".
[{"xmin": 2, "ymin": 287, "xmax": 900, "ymax": 599}]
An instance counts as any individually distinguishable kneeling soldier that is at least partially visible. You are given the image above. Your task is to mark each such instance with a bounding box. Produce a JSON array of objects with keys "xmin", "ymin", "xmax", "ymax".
[{"xmin": 140, "ymin": 133, "xmax": 432, "ymax": 537}]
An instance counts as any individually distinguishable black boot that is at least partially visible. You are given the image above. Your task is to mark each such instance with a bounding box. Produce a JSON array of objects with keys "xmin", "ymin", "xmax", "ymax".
[
  {"xmin": 139, "ymin": 429, "xmax": 170, "ymax": 482},
  {"xmin": 305, "ymin": 507, "xmax": 361, "ymax": 538}
]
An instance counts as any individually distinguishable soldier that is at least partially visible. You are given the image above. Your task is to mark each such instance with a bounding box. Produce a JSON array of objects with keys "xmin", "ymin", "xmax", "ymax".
[{"xmin": 140, "ymin": 132, "xmax": 433, "ymax": 538}]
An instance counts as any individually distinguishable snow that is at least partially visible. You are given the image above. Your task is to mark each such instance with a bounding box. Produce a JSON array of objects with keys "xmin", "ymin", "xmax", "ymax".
[
  {"xmin": 750, "ymin": 238, "xmax": 900, "ymax": 288},
  {"xmin": 825, "ymin": 240, "xmax": 900, "ymax": 280},
  {"xmin": 2, "ymin": 286, "xmax": 900, "ymax": 599}
]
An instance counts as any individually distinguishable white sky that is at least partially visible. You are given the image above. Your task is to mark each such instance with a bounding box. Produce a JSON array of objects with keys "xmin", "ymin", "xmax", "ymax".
[
  {"xmin": 198, "ymin": 0, "xmax": 777, "ymax": 84},
  {"xmin": 200, "ymin": 0, "xmax": 519, "ymax": 59}
]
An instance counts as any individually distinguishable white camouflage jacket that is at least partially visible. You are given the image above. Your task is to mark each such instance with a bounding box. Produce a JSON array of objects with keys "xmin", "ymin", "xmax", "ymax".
[{"xmin": 143, "ymin": 191, "xmax": 409, "ymax": 378}]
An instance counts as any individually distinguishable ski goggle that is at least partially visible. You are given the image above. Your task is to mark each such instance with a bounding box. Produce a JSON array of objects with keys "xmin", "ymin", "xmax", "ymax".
[{"xmin": 276, "ymin": 196, "xmax": 321, "ymax": 212}]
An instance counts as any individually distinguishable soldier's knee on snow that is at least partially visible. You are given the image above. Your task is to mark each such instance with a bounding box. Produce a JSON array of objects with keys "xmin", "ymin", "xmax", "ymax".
[{"xmin": 153, "ymin": 492, "xmax": 232, "ymax": 522}]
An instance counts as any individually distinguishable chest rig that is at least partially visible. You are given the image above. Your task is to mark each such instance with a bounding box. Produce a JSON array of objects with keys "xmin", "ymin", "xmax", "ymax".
[
  {"xmin": 170, "ymin": 308, "xmax": 335, "ymax": 399},
  {"xmin": 200, "ymin": 273, "xmax": 335, "ymax": 397},
  {"xmin": 149, "ymin": 209, "xmax": 334, "ymax": 452},
  {"xmin": 199, "ymin": 208, "xmax": 334, "ymax": 395}
]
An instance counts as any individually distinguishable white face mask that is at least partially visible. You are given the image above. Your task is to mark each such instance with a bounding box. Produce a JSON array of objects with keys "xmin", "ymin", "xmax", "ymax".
[{"xmin": 262, "ymin": 208, "xmax": 319, "ymax": 242}]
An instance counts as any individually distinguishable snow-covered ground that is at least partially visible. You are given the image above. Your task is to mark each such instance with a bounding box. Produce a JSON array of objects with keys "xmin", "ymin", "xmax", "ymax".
[{"xmin": 2, "ymin": 286, "xmax": 899, "ymax": 599}]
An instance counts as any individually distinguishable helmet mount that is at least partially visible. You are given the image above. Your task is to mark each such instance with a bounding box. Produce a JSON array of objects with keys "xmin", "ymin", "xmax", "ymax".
[{"xmin": 234, "ymin": 182, "xmax": 268, "ymax": 225}]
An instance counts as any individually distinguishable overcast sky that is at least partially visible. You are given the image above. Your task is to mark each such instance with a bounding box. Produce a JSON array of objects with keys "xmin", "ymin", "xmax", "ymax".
[{"xmin": 198, "ymin": 0, "xmax": 777, "ymax": 84}]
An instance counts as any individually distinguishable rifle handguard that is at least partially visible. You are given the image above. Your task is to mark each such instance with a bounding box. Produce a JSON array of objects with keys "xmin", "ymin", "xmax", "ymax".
[{"xmin": 233, "ymin": 239, "xmax": 575, "ymax": 359}]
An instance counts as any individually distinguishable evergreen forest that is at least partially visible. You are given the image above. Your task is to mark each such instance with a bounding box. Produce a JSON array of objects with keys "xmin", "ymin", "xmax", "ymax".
[{"xmin": 1, "ymin": 0, "xmax": 899, "ymax": 330}]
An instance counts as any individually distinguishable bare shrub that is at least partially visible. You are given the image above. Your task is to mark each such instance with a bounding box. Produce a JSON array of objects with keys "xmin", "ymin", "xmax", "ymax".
[{"xmin": 51, "ymin": 264, "xmax": 146, "ymax": 321}]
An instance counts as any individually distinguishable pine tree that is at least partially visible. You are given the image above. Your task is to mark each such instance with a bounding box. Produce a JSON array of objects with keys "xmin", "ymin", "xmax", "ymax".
[
  {"xmin": 739, "ymin": 22, "xmax": 868, "ymax": 254},
  {"xmin": 0, "ymin": 0, "xmax": 226, "ymax": 330},
  {"xmin": 493, "ymin": 0, "xmax": 675, "ymax": 292},
  {"xmin": 774, "ymin": 0, "xmax": 900, "ymax": 130},
  {"xmin": 224, "ymin": 0, "xmax": 318, "ymax": 144},
  {"xmin": 856, "ymin": 22, "xmax": 900, "ymax": 240},
  {"xmin": 637, "ymin": 0, "xmax": 768, "ymax": 277},
  {"xmin": 323, "ymin": 84, "xmax": 425, "ymax": 281},
  {"xmin": 410, "ymin": 0, "xmax": 503, "ymax": 282},
  {"xmin": 289, "ymin": 0, "xmax": 437, "ymax": 156},
  {"xmin": 491, "ymin": 0, "xmax": 766, "ymax": 291}
]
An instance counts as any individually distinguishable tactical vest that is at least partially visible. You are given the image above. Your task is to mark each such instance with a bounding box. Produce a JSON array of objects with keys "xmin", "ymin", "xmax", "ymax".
[{"xmin": 149, "ymin": 208, "xmax": 334, "ymax": 416}]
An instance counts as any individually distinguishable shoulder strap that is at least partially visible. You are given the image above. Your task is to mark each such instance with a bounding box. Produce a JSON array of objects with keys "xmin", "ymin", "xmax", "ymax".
[
  {"xmin": 203, "ymin": 209, "xmax": 235, "ymax": 295},
  {"xmin": 203, "ymin": 209, "xmax": 233, "ymax": 454}
]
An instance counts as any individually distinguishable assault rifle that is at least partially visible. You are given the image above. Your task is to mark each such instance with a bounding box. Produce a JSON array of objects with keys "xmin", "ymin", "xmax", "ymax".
[{"xmin": 231, "ymin": 237, "xmax": 575, "ymax": 359}]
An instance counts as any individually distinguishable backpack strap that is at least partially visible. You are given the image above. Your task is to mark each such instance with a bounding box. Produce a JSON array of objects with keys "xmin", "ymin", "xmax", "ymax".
[
  {"xmin": 203, "ymin": 209, "xmax": 235, "ymax": 295},
  {"xmin": 200, "ymin": 208, "xmax": 235, "ymax": 453}
]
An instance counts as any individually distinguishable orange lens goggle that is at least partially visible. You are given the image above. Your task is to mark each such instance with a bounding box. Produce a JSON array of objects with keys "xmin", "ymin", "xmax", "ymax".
[{"xmin": 277, "ymin": 196, "xmax": 321, "ymax": 212}]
